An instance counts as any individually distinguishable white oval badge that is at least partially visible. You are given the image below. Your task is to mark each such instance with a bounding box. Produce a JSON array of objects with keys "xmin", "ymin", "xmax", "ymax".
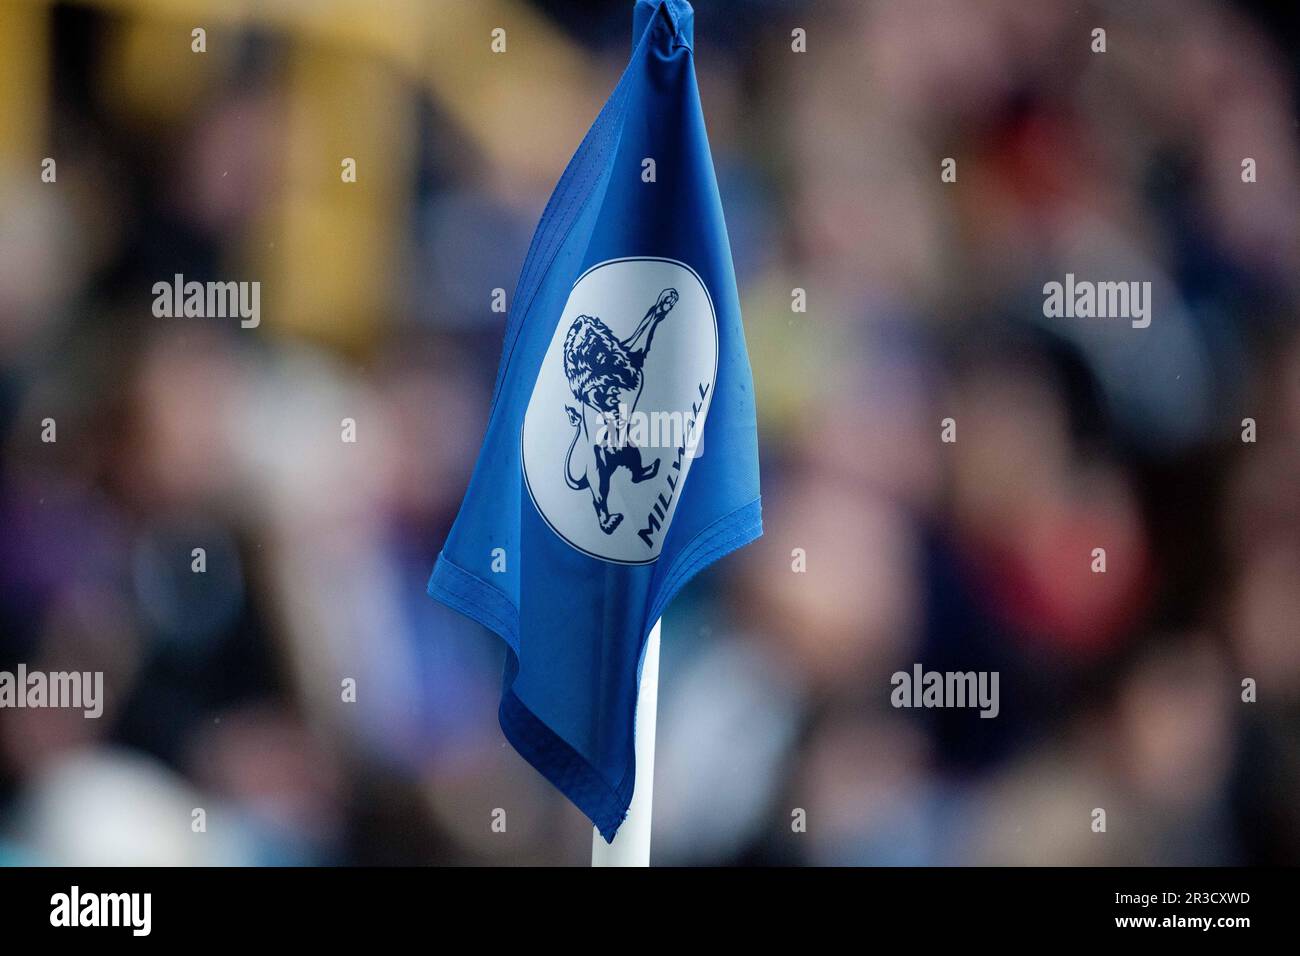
[{"xmin": 522, "ymin": 257, "xmax": 718, "ymax": 564}]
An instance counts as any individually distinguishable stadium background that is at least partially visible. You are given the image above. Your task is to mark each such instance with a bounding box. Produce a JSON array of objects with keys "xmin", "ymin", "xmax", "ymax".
[{"xmin": 1, "ymin": 0, "xmax": 1298, "ymax": 865}]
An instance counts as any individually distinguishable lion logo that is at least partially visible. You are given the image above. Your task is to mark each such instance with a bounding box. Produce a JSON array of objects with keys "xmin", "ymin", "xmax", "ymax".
[
  {"xmin": 522, "ymin": 257, "xmax": 717, "ymax": 564},
  {"xmin": 561, "ymin": 288, "xmax": 678, "ymax": 534}
]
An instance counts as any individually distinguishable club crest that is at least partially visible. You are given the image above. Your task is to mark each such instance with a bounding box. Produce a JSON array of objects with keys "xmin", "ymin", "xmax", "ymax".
[{"xmin": 522, "ymin": 257, "xmax": 718, "ymax": 563}]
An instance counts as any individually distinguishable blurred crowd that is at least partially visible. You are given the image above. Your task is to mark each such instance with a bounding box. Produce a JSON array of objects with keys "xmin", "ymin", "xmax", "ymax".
[{"xmin": 1, "ymin": 0, "xmax": 1298, "ymax": 865}]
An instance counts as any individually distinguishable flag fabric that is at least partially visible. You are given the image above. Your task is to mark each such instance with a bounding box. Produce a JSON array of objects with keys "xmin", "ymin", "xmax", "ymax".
[{"xmin": 427, "ymin": 0, "xmax": 761, "ymax": 842}]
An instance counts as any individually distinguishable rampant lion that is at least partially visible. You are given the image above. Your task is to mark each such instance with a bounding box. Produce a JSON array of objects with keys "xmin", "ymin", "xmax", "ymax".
[{"xmin": 562, "ymin": 287, "xmax": 678, "ymax": 534}]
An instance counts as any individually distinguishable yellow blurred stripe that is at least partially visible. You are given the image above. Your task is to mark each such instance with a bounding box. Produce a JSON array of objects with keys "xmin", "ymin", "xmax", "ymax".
[
  {"xmin": 249, "ymin": 45, "xmax": 413, "ymax": 349},
  {"xmin": 25, "ymin": 0, "xmax": 604, "ymax": 181},
  {"xmin": 0, "ymin": 3, "xmax": 49, "ymax": 173}
]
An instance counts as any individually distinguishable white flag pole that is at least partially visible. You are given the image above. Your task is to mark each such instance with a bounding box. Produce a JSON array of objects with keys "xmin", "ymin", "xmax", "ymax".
[{"xmin": 591, "ymin": 616, "xmax": 661, "ymax": 866}]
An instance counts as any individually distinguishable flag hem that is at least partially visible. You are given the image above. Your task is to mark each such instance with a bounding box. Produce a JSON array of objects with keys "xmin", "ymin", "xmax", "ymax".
[{"xmin": 426, "ymin": 495, "xmax": 762, "ymax": 841}]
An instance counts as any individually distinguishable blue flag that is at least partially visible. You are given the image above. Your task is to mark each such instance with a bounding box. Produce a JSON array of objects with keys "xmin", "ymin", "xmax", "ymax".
[{"xmin": 427, "ymin": 0, "xmax": 761, "ymax": 841}]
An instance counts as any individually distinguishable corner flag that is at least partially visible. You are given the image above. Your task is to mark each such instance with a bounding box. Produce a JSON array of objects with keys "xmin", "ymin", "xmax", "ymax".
[{"xmin": 427, "ymin": 0, "xmax": 761, "ymax": 842}]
